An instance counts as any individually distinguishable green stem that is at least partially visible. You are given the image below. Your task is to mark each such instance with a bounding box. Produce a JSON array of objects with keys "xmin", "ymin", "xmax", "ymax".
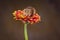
[{"xmin": 24, "ymin": 23, "xmax": 28, "ymax": 40}]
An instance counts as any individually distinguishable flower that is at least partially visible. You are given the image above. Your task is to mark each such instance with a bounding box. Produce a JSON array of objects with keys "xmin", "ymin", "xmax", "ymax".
[{"xmin": 12, "ymin": 7, "xmax": 41, "ymax": 24}]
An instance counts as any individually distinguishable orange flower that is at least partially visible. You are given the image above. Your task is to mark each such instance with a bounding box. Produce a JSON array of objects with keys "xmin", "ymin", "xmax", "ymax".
[{"xmin": 12, "ymin": 7, "xmax": 41, "ymax": 24}]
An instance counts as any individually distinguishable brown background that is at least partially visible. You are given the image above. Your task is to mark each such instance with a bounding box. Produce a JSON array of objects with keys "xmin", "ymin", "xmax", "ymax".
[{"xmin": 0, "ymin": 0, "xmax": 60, "ymax": 40}]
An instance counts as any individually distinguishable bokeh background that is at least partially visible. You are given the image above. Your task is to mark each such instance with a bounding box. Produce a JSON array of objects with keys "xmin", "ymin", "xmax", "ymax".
[{"xmin": 0, "ymin": 0, "xmax": 60, "ymax": 40}]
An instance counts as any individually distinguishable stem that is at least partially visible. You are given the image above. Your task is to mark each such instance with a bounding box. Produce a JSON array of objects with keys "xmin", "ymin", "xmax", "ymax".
[{"xmin": 24, "ymin": 23, "xmax": 28, "ymax": 40}]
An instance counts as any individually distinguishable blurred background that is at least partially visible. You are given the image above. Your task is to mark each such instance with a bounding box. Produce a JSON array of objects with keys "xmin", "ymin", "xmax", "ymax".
[{"xmin": 0, "ymin": 0, "xmax": 60, "ymax": 40}]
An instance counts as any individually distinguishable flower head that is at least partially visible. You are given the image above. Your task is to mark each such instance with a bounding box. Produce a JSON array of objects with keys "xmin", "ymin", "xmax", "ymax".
[{"xmin": 12, "ymin": 7, "xmax": 41, "ymax": 24}]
